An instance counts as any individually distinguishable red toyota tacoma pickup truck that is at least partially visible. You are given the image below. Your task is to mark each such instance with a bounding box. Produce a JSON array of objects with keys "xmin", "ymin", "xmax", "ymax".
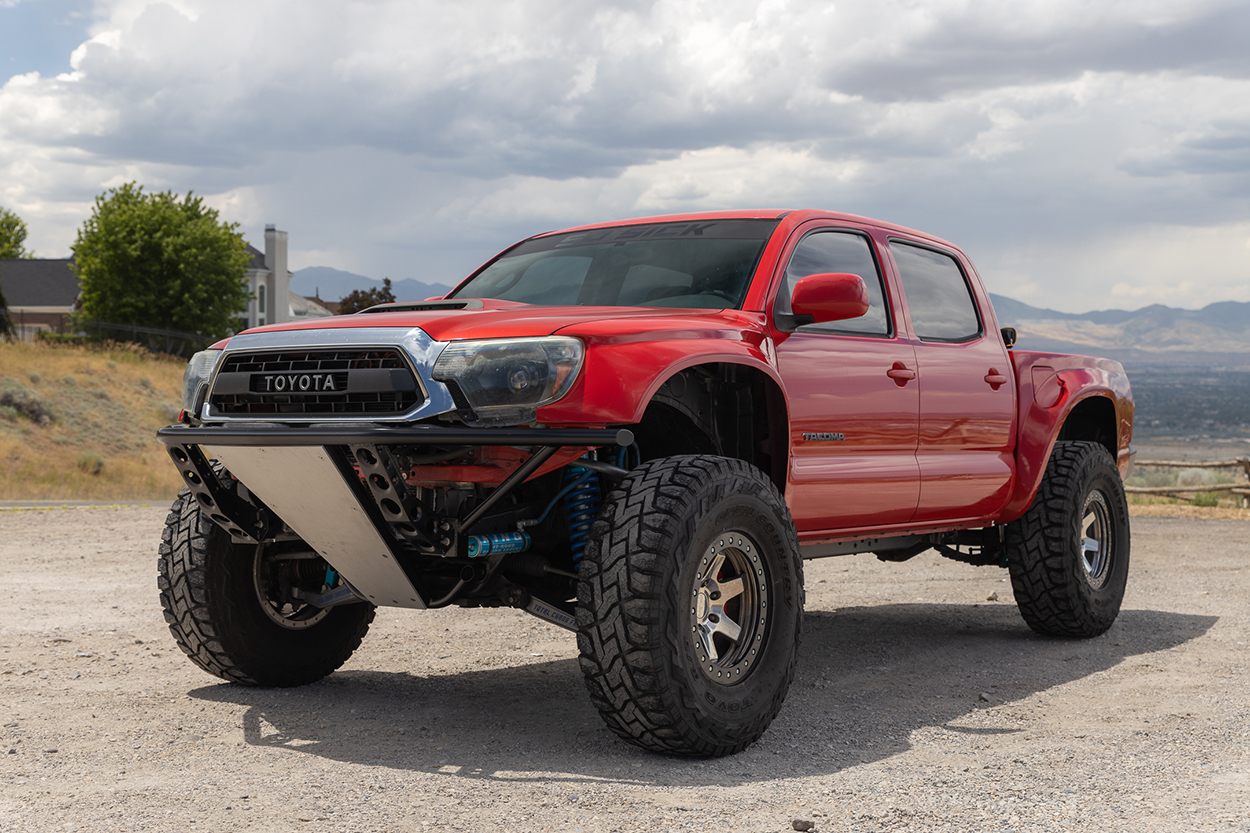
[{"xmin": 157, "ymin": 209, "xmax": 1134, "ymax": 757}]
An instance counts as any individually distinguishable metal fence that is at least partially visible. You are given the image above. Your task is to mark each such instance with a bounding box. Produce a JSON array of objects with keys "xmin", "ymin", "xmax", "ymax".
[{"xmin": 74, "ymin": 318, "xmax": 213, "ymax": 357}]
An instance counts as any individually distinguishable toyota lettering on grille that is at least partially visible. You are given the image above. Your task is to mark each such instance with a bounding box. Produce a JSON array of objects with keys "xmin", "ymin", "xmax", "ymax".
[{"xmin": 252, "ymin": 373, "xmax": 343, "ymax": 393}]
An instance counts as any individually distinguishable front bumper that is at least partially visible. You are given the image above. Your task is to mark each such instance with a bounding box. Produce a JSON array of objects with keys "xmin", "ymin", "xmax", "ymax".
[{"xmin": 157, "ymin": 423, "xmax": 632, "ymax": 610}]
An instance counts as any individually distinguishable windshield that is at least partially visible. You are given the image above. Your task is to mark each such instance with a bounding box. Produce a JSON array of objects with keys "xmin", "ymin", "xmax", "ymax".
[{"xmin": 449, "ymin": 219, "xmax": 778, "ymax": 309}]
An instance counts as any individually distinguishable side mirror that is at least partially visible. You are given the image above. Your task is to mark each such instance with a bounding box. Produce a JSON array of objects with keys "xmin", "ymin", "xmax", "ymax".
[
  {"xmin": 1001, "ymin": 327, "xmax": 1017, "ymax": 348},
  {"xmin": 788, "ymin": 272, "xmax": 870, "ymax": 327}
]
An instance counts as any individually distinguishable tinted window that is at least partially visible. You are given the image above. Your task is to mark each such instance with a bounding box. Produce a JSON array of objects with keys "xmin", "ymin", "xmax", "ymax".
[
  {"xmin": 776, "ymin": 231, "xmax": 890, "ymax": 336},
  {"xmin": 891, "ymin": 242, "xmax": 981, "ymax": 342},
  {"xmin": 451, "ymin": 219, "xmax": 777, "ymax": 309}
]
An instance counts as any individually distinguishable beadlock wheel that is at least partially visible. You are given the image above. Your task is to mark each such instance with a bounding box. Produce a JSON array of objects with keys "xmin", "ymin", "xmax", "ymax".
[
  {"xmin": 1078, "ymin": 490, "xmax": 1113, "ymax": 590},
  {"xmin": 689, "ymin": 531, "xmax": 767, "ymax": 684}
]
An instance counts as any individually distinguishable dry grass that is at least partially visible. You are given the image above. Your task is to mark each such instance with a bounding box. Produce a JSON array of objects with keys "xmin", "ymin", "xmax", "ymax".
[
  {"xmin": 0, "ymin": 339, "xmax": 187, "ymax": 500},
  {"xmin": 1128, "ymin": 499, "xmax": 1250, "ymax": 521}
]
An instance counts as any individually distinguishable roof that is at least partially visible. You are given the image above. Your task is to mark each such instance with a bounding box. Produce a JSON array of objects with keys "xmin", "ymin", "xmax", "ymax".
[
  {"xmin": 245, "ymin": 243, "xmax": 266, "ymax": 271},
  {"xmin": 289, "ymin": 291, "xmax": 332, "ymax": 318},
  {"xmin": 0, "ymin": 259, "xmax": 80, "ymax": 308},
  {"xmin": 305, "ymin": 294, "xmax": 341, "ymax": 314},
  {"xmin": 537, "ymin": 209, "xmax": 956, "ymax": 250}
]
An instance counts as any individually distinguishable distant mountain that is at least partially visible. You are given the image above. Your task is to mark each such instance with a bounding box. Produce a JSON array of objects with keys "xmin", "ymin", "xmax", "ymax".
[
  {"xmin": 988, "ymin": 294, "xmax": 1250, "ymax": 365},
  {"xmin": 291, "ymin": 267, "xmax": 454, "ymax": 304}
]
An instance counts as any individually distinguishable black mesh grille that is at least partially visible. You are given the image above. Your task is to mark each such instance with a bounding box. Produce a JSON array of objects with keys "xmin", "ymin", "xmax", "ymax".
[{"xmin": 209, "ymin": 349, "xmax": 423, "ymax": 416}]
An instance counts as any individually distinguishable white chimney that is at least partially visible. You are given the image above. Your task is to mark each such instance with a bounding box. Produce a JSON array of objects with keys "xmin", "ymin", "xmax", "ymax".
[{"xmin": 264, "ymin": 224, "xmax": 290, "ymax": 324}]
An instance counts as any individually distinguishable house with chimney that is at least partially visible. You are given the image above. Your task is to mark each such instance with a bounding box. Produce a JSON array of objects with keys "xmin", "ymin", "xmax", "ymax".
[
  {"xmin": 241, "ymin": 224, "xmax": 332, "ymax": 329},
  {"xmin": 1, "ymin": 224, "xmax": 330, "ymax": 341}
]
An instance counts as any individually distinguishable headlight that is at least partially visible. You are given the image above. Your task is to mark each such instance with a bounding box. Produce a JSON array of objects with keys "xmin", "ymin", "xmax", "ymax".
[
  {"xmin": 181, "ymin": 349, "xmax": 223, "ymax": 419},
  {"xmin": 432, "ymin": 337, "xmax": 584, "ymax": 426}
]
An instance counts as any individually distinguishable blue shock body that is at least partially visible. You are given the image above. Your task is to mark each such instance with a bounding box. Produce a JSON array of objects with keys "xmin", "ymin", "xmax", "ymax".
[
  {"xmin": 466, "ymin": 531, "xmax": 532, "ymax": 559},
  {"xmin": 562, "ymin": 463, "xmax": 601, "ymax": 565}
]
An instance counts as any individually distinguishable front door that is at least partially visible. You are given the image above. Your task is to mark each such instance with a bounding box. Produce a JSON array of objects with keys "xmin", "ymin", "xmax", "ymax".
[{"xmin": 773, "ymin": 228, "xmax": 920, "ymax": 532}]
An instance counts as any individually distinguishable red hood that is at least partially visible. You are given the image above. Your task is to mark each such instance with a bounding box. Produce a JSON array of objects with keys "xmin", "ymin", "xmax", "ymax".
[{"xmin": 233, "ymin": 300, "xmax": 737, "ymax": 342}]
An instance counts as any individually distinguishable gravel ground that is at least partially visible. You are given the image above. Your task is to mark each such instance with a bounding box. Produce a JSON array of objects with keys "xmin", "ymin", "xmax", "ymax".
[{"xmin": 1, "ymin": 505, "xmax": 1247, "ymax": 832}]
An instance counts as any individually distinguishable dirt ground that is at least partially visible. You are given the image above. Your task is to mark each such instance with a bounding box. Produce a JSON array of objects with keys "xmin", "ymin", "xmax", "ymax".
[{"xmin": 1, "ymin": 505, "xmax": 1247, "ymax": 833}]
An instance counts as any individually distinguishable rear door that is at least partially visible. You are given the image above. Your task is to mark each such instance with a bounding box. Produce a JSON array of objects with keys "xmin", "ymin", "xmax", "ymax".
[
  {"xmin": 772, "ymin": 224, "xmax": 920, "ymax": 531},
  {"xmin": 885, "ymin": 238, "xmax": 1016, "ymax": 523}
]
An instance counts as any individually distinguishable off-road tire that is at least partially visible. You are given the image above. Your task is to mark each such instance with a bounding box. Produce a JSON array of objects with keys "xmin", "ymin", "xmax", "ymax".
[
  {"xmin": 157, "ymin": 485, "xmax": 375, "ymax": 686},
  {"xmin": 577, "ymin": 455, "xmax": 804, "ymax": 757},
  {"xmin": 1005, "ymin": 441, "xmax": 1130, "ymax": 637}
]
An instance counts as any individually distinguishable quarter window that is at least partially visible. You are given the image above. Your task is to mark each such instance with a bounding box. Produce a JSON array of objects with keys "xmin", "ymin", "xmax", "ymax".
[
  {"xmin": 890, "ymin": 242, "xmax": 981, "ymax": 342},
  {"xmin": 776, "ymin": 231, "xmax": 890, "ymax": 336}
]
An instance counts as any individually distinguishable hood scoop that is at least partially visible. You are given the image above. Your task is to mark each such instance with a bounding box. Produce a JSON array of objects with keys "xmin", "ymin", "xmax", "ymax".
[{"xmin": 361, "ymin": 299, "xmax": 484, "ymax": 314}]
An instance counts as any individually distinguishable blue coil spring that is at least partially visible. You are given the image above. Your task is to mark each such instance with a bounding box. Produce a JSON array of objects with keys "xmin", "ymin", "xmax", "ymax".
[{"xmin": 562, "ymin": 463, "xmax": 601, "ymax": 564}]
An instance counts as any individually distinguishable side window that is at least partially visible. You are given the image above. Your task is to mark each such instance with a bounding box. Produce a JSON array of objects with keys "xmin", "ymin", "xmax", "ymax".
[
  {"xmin": 890, "ymin": 242, "xmax": 981, "ymax": 342},
  {"xmin": 776, "ymin": 231, "xmax": 890, "ymax": 336}
]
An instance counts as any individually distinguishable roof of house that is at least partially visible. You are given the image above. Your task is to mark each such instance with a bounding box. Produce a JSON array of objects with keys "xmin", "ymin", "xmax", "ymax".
[
  {"xmin": 305, "ymin": 293, "xmax": 341, "ymax": 314},
  {"xmin": 245, "ymin": 243, "xmax": 266, "ymax": 271},
  {"xmin": 0, "ymin": 259, "xmax": 80, "ymax": 308},
  {"xmin": 290, "ymin": 292, "xmax": 332, "ymax": 318}
]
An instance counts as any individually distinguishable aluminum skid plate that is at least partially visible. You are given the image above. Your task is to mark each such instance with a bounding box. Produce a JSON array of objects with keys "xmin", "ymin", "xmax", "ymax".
[{"xmin": 204, "ymin": 444, "xmax": 426, "ymax": 609}]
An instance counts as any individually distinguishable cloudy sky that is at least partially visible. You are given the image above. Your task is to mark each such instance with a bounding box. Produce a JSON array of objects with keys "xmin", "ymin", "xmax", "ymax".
[{"xmin": 1, "ymin": 0, "xmax": 1248, "ymax": 312}]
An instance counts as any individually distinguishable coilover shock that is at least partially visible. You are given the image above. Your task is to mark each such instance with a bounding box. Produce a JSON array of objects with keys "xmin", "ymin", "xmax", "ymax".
[{"xmin": 561, "ymin": 461, "xmax": 600, "ymax": 566}]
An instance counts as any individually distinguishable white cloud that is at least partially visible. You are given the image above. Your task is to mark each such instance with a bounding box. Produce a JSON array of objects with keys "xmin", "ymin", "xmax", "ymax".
[
  {"xmin": 0, "ymin": 0, "xmax": 1247, "ymax": 311},
  {"xmin": 981, "ymin": 221, "xmax": 1250, "ymax": 312}
]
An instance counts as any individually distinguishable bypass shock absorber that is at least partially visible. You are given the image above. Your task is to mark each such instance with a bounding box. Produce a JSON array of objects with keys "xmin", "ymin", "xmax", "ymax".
[{"xmin": 562, "ymin": 459, "xmax": 600, "ymax": 566}]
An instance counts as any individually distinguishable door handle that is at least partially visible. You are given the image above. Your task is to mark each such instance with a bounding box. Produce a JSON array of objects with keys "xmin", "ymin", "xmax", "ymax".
[
  {"xmin": 984, "ymin": 368, "xmax": 1008, "ymax": 390},
  {"xmin": 886, "ymin": 362, "xmax": 916, "ymax": 386}
]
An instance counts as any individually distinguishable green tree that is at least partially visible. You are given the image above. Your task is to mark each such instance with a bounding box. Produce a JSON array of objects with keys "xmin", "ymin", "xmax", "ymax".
[
  {"xmin": 0, "ymin": 205, "xmax": 31, "ymax": 258},
  {"xmin": 338, "ymin": 277, "xmax": 397, "ymax": 314},
  {"xmin": 72, "ymin": 183, "xmax": 252, "ymax": 339}
]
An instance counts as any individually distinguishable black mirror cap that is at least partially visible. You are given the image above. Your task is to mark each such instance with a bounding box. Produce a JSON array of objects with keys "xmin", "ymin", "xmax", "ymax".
[{"xmin": 1001, "ymin": 327, "xmax": 1017, "ymax": 348}]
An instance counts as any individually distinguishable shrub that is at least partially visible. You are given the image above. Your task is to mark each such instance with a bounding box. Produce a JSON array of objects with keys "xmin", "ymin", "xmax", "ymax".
[
  {"xmin": 76, "ymin": 452, "xmax": 105, "ymax": 475},
  {"xmin": 35, "ymin": 331, "xmax": 92, "ymax": 346},
  {"xmin": 1177, "ymin": 468, "xmax": 1233, "ymax": 487},
  {"xmin": 1192, "ymin": 492, "xmax": 1221, "ymax": 508},
  {"xmin": 0, "ymin": 383, "xmax": 54, "ymax": 424},
  {"xmin": 1126, "ymin": 469, "xmax": 1176, "ymax": 488}
]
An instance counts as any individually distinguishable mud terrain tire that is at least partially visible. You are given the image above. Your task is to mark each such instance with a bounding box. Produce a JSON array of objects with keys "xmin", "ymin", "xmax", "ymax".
[
  {"xmin": 577, "ymin": 455, "xmax": 804, "ymax": 757},
  {"xmin": 1005, "ymin": 441, "xmax": 1130, "ymax": 638},
  {"xmin": 158, "ymin": 485, "xmax": 375, "ymax": 686}
]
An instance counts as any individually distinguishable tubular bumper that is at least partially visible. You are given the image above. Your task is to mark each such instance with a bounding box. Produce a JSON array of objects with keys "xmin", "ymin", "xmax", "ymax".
[{"xmin": 157, "ymin": 424, "xmax": 634, "ymax": 448}]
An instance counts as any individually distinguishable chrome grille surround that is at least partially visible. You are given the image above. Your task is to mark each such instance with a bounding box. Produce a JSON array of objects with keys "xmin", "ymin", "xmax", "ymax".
[{"xmin": 201, "ymin": 327, "xmax": 457, "ymax": 423}]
